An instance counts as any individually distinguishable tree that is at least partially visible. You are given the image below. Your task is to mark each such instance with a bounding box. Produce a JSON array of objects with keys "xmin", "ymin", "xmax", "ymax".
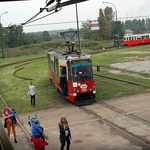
[
  {"xmin": 42, "ymin": 31, "xmax": 52, "ymax": 41},
  {"xmin": 6, "ymin": 24, "xmax": 24, "ymax": 48},
  {"xmin": 98, "ymin": 7, "xmax": 115, "ymax": 40},
  {"xmin": 80, "ymin": 20, "xmax": 92, "ymax": 40}
]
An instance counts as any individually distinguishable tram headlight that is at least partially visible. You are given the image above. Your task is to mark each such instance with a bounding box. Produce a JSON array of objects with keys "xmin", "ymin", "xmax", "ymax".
[
  {"xmin": 92, "ymin": 86, "xmax": 96, "ymax": 94},
  {"xmin": 73, "ymin": 93, "xmax": 77, "ymax": 96},
  {"xmin": 93, "ymin": 91, "xmax": 96, "ymax": 94},
  {"xmin": 90, "ymin": 88, "xmax": 92, "ymax": 91},
  {"xmin": 73, "ymin": 88, "xmax": 77, "ymax": 96}
]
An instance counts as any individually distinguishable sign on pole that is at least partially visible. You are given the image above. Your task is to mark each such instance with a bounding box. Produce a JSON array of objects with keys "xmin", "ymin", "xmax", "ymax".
[{"xmin": 90, "ymin": 20, "xmax": 99, "ymax": 30}]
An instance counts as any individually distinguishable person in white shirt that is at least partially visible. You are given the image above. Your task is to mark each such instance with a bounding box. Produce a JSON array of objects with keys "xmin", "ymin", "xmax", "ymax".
[{"xmin": 28, "ymin": 81, "xmax": 36, "ymax": 107}]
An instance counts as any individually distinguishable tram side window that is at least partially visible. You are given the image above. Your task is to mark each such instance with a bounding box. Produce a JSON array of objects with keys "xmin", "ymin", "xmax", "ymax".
[
  {"xmin": 51, "ymin": 61, "xmax": 54, "ymax": 71},
  {"xmin": 54, "ymin": 57, "xmax": 59, "ymax": 75},
  {"xmin": 67, "ymin": 61, "xmax": 72, "ymax": 81},
  {"xmin": 47, "ymin": 54, "xmax": 50, "ymax": 69},
  {"xmin": 129, "ymin": 37, "xmax": 131, "ymax": 40},
  {"xmin": 146, "ymin": 35, "xmax": 149, "ymax": 39}
]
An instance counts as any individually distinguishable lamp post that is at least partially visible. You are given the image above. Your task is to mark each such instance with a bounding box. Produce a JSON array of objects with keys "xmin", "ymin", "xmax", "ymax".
[
  {"xmin": 103, "ymin": 2, "xmax": 119, "ymax": 49},
  {"xmin": 75, "ymin": 4, "xmax": 81, "ymax": 52},
  {"xmin": 0, "ymin": 11, "xmax": 8, "ymax": 60}
]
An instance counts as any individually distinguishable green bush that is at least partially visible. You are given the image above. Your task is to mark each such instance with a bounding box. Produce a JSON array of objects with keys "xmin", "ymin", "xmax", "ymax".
[{"xmin": 1, "ymin": 39, "xmax": 111, "ymax": 58}]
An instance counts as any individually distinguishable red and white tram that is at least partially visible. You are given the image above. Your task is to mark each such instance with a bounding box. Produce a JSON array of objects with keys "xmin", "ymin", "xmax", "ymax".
[
  {"xmin": 47, "ymin": 50, "xmax": 96, "ymax": 105},
  {"xmin": 47, "ymin": 31, "xmax": 96, "ymax": 106},
  {"xmin": 123, "ymin": 33, "xmax": 150, "ymax": 46}
]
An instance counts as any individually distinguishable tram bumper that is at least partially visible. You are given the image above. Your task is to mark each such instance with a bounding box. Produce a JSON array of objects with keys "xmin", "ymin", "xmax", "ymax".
[{"xmin": 74, "ymin": 92, "xmax": 96, "ymax": 106}]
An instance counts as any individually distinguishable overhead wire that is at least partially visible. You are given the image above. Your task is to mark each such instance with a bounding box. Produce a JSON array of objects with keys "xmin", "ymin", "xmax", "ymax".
[
  {"xmin": 22, "ymin": 0, "xmax": 59, "ymax": 25},
  {"xmin": 23, "ymin": 8, "xmax": 62, "ymax": 25},
  {"xmin": 22, "ymin": 14, "xmax": 150, "ymax": 28}
]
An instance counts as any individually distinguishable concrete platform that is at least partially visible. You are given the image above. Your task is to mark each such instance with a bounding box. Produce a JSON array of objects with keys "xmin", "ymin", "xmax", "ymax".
[{"xmin": 2, "ymin": 93, "xmax": 150, "ymax": 150}]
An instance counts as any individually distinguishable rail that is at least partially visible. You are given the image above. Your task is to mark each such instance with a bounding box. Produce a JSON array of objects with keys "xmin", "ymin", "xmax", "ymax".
[
  {"xmin": 0, "ymin": 95, "xmax": 31, "ymax": 140},
  {"xmin": 0, "ymin": 120, "xmax": 14, "ymax": 150},
  {"xmin": 94, "ymin": 73, "xmax": 150, "ymax": 88}
]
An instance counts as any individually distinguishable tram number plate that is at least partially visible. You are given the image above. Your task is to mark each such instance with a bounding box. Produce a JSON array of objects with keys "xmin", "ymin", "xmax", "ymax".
[{"xmin": 82, "ymin": 88, "xmax": 87, "ymax": 92}]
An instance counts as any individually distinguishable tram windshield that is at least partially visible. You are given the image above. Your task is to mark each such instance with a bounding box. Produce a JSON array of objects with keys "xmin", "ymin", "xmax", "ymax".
[{"xmin": 71, "ymin": 59, "xmax": 93, "ymax": 82}]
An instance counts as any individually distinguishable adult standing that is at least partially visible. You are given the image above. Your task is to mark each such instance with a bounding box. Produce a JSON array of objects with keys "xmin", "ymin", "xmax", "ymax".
[
  {"xmin": 2, "ymin": 105, "xmax": 17, "ymax": 143},
  {"xmin": 58, "ymin": 116, "xmax": 71, "ymax": 150},
  {"xmin": 28, "ymin": 81, "xmax": 36, "ymax": 107}
]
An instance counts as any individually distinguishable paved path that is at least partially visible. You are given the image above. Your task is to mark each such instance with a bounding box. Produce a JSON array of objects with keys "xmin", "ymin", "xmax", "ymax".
[{"xmin": 2, "ymin": 93, "xmax": 150, "ymax": 150}]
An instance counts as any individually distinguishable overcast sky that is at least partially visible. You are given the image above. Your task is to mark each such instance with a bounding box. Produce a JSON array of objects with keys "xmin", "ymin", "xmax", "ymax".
[{"xmin": 0, "ymin": 0, "xmax": 150, "ymax": 33}]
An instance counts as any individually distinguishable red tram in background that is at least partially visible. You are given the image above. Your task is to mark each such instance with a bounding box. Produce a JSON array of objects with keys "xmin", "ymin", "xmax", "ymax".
[
  {"xmin": 47, "ymin": 31, "xmax": 96, "ymax": 106},
  {"xmin": 123, "ymin": 33, "xmax": 150, "ymax": 46}
]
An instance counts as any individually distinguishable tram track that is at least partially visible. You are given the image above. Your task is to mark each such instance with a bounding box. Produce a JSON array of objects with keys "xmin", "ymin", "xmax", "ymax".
[
  {"xmin": 1, "ymin": 56, "xmax": 150, "ymax": 149},
  {"xmin": 94, "ymin": 73, "xmax": 150, "ymax": 89},
  {"xmin": 81, "ymin": 102, "xmax": 150, "ymax": 149},
  {"xmin": 1, "ymin": 55, "xmax": 149, "ymax": 88},
  {"xmin": 97, "ymin": 100, "xmax": 150, "ymax": 126},
  {"xmin": 0, "ymin": 56, "xmax": 46, "ymax": 80},
  {"xmin": 0, "ymin": 56, "xmax": 46, "ymax": 69},
  {"xmin": 0, "ymin": 95, "xmax": 31, "ymax": 140}
]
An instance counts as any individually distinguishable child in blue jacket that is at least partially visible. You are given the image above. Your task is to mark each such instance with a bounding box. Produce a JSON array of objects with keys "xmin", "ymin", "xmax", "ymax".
[{"xmin": 32, "ymin": 119, "xmax": 43, "ymax": 138}]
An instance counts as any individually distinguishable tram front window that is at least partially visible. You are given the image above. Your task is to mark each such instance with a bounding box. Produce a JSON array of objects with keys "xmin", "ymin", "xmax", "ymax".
[{"xmin": 71, "ymin": 60, "xmax": 93, "ymax": 82}]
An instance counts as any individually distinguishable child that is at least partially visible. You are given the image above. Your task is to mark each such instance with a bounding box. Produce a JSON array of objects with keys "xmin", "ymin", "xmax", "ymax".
[
  {"xmin": 32, "ymin": 119, "xmax": 43, "ymax": 138},
  {"xmin": 9, "ymin": 108, "xmax": 17, "ymax": 124},
  {"xmin": 31, "ymin": 119, "xmax": 48, "ymax": 150}
]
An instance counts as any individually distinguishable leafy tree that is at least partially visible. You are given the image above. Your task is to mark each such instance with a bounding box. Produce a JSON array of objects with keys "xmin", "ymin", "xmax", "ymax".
[
  {"xmin": 80, "ymin": 20, "xmax": 92, "ymax": 40},
  {"xmin": 124, "ymin": 18, "xmax": 148, "ymax": 34},
  {"xmin": 98, "ymin": 7, "xmax": 115, "ymax": 40},
  {"xmin": 42, "ymin": 31, "xmax": 52, "ymax": 41},
  {"xmin": 6, "ymin": 24, "xmax": 24, "ymax": 48}
]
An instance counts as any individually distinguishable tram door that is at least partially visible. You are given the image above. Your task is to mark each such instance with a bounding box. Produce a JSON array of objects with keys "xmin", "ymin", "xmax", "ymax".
[{"xmin": 60, "ymin": 66, "xmax": 68, "ymax": 96}]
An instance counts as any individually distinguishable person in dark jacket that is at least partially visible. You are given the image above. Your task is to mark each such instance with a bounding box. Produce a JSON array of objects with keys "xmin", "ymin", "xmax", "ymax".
[
  {"xmin": 59, "ymin": 75, "xmax": 67, "ymax": 97},
  {"xmin": 58, "ymin": 116, "xmax": 71, "ymax": 150}
]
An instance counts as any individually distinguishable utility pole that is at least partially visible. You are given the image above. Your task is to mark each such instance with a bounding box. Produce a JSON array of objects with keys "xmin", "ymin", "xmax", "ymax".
[
  {"xmin": 103, "ymin": 2, "xmax": 120, "ymax": 49},
  {"xmin": 75, "ymin": 4, "xmax": 81, "ymax": 52},
  {"xmin": 0, "ymin": 11, "xmax": 8, "ymax": 60}
]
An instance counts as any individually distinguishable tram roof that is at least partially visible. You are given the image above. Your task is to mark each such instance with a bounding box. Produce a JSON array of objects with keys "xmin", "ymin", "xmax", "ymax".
[
  {"xmin": 48, "ymin": 50, "xmax": 91, "ymax": 60},
  {"xmin": 124, "ymin": 33, "xmax": 150, "ymax": 37}
]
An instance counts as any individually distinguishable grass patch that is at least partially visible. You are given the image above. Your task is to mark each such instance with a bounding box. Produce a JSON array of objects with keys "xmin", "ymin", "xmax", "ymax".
[
  {"xmin": 92, "ymin": 45, "xmax": 150, "ymax": 66},
  {"xmin": 0, "ymin": 58, "xmax": 70, "ymax": 113},
  {"xmin": 94, "ymin": 71, "xmax": 149, "ymax": 100},
  {"xmin": 0, "ymin": 53, "xmax": 46, "ymax": 66},
  {"xmin": 0, "ymin": 45, "xmax": 150, "ymax": 113}
]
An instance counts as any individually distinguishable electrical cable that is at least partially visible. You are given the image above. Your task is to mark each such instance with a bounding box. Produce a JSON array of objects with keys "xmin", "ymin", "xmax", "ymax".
[
  {"xmin": 22, "ymin": 0, "xmax": 57, "ymax": 25},
  {"xmin": 23, "ymin": 8, "xmax": 61, "ymax": 25},
  {"xmin": 22, "ymin": 6, "xmax": 47, "ymax": 25}
]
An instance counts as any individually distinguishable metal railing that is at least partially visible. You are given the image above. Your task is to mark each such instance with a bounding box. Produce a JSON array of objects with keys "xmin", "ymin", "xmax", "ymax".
[{"xmin": 0, "ymin": 120, "xmax": 14, "ymax": 150}]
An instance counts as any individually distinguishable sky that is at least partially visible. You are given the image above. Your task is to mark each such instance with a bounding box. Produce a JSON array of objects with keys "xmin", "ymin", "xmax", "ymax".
[{"xmin": 0, "ymin": 0, "xmax": 150, "ymax": 33}]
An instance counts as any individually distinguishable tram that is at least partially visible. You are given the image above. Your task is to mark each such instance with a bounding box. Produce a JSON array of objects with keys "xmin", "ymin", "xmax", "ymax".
[
  {"xmin": 123, "ymin": 33, "xmax": 150, "ymax": 46},
  {"xmin": 47, "ymin": 31, "xmax": 96, "ymax": 105}
]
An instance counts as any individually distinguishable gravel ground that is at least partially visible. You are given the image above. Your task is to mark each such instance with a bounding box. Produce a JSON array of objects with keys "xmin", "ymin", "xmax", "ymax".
[{"xmin": 110, "ymin": 60, "xmax": 150, "ymax": 74}]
